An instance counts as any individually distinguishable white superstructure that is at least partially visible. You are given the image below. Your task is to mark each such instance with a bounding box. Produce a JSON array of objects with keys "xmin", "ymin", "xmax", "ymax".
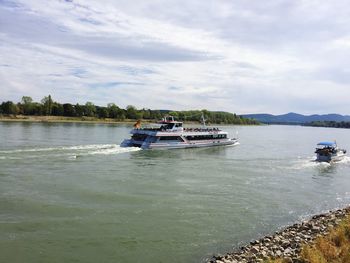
[
  {"xmin": 121, "ymin": 116, "xmax": 239, "ymax": 149},
  {"xmin": 315, "ymin": 141, "xmax": 346, "ymax": 162}
]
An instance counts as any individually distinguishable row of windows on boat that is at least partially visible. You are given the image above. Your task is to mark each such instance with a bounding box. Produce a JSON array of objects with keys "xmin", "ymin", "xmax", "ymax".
[
  {"xmin": 182, "ymin": 134, "xmax": 227, "ymax": 140},
  {"xmin": 183, "ymin": 128, "xmax": 221, "ymax": 132},
  {"xmin": 131, "ymin": 134, "xmax": 227, "ymax": 141},
  {"xmin": 136, "ymin": 124, "xmax": 221, "ymax": 132}
]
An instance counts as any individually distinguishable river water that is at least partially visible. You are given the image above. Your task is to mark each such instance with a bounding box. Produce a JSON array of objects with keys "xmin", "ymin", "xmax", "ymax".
[{"xmin": 1, "ymin": 122, "xmax": 350, "ymax": 263}]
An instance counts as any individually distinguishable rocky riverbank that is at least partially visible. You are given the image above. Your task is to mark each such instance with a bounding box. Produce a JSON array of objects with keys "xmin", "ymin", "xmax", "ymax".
[{"xmin": 208, "ymin": 206, "xmax": 350, "ymax": 263}]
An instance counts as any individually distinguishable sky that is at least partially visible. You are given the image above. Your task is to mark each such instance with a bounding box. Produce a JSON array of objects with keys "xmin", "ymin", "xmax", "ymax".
[{"xmin": 1, "ymin": 0, "xmax": 350, "ymax": 115}]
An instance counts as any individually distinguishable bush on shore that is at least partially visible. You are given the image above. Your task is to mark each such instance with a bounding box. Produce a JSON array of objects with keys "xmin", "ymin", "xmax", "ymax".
[{"xmin": 267, "ymin": 215, "xmax": 350, "ymax": 263}]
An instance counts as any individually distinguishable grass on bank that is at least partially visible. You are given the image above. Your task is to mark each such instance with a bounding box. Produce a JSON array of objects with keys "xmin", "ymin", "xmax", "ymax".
[
  {"xmin": 0, "ymin": 115, "xmax": 147, "ymax": 124},
  {"xmin": 0, "ymin": 114, "xmax": 259, "ymax": 125},
  {"xmin": 267, "ymin": 215, "xmax": 350, "ymax": 263}
]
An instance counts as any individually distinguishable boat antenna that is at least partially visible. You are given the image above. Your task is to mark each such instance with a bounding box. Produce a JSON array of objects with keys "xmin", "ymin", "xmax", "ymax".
[{"xmin": 201, "ymin": 113, "xmax": 207, "ymax": 128}]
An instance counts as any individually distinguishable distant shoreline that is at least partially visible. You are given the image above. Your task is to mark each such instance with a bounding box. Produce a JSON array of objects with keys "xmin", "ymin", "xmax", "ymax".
[
  {"xmin": 1, "ymin": 98, "xmax": 259, "ymax": 125},
  {"xmin": 0, "ymin": 115, "xmax": 247, "ymax": 126},
  {"xmin": 0, "ymin": 115, "xmax": 142, "ymax": 125}
]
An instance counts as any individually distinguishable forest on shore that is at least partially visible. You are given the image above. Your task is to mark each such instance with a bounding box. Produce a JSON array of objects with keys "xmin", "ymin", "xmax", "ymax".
[
  {"xmin": 0, "ymin": 96, "xmax": 259, "ymax": 125},
  {"xmin": 304, "ymin": 121, "xmax": 350, "ymax": 129}
]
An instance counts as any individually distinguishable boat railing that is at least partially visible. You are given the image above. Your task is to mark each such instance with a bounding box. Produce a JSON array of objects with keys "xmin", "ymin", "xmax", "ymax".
[
  {"xmin": 133, "ymin": 127, "xmax": 162, "ymax": 131},
  {"xmin": 183, "ymin": 127, "xmax": 221, "ymax": 132},
  {"xmin": 133, "ymin": 127, "xmax": 180, "ymax": 132}
]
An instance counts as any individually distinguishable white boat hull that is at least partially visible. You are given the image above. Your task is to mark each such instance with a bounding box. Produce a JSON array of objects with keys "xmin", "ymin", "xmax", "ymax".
[
  {"xmin": 316, "ymin": 151, "xmax": 346, "ymax": 162},
  {"xmin": 121, "ymin": 138, "xmax": 239, "ymax": 150}
]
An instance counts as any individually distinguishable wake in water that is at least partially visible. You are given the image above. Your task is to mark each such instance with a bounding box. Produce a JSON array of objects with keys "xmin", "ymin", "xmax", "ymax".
[
  {"xmin": 290, "ymin": 155, "xmax": 350, "ymax": 170},
  {"xmin": 0, "ymin": 144, "xmax": 140, "ymax": 160}
]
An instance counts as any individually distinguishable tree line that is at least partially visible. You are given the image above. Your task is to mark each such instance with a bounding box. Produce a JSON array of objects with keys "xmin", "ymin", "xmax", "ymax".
[
  {"xmin": 305, "ymin": 121, "xmax": 350, "ymax": 129},
  {"xmin": 168, "ymin": 110, "xmax": 259, "ymax": 125},
  {"xmin": 0, "ymin": 96, "xmax": 259, "ymax": 125}
]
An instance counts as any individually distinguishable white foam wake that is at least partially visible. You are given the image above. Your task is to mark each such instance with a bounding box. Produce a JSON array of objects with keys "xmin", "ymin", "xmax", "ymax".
[
  {"xmin": 0, "ymin": 144, "xmax": 118, "ymax": 154},
  {"xmin": 84, "ymin": 145, "xmax": 141, "ymax": 156},
  {"xmin": 290, "ymin": 155, "xmax": 350, "ymax": 170},
  {"xmin": 0, "ymin": 144, "xmax": 141, "ymax": 160},
  {"xmin": 337, "ymin": 155, "xmax": 350, "ymax": 164}
]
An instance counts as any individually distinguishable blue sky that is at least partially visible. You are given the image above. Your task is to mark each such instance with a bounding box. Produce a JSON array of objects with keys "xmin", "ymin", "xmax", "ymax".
[{"xmin": 1, "ymin": 0, "xmax": 350, "ymax": 114}]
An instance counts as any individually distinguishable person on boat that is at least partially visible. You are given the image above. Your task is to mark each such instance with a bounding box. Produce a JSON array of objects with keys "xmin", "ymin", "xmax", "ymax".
[{"xmin": 133, "ymin": 120, "xmax": 141, "ymax": 129}]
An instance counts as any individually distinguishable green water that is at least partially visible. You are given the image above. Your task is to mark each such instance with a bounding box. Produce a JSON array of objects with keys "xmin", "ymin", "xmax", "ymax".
[{"xmin": 1, "ymin": 122, "xmax": 350, "ymax": 262}]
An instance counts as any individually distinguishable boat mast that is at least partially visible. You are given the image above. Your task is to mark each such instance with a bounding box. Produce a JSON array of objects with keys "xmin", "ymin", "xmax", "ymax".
[{"xmin": 201, "ymin": 113, "xmax": 207, "ymax": 128}]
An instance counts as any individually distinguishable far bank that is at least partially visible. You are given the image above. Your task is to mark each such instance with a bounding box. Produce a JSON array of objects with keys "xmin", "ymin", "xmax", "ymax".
[
  {"xmin": 0, "ymin": 114, "xmax": 260, "ymax": 126},
  {"xmin": 1, "ymin": 97, "xmax": 259, "ymax": 125}
]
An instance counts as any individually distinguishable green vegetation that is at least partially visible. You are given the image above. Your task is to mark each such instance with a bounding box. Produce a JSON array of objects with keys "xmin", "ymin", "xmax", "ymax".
[
  {"xmin": 168, "ymin": 110, "xmax": 258, "ymax": 125},
  {"xmin": 0, "ymin": 96, "xmax": 259, "ymax": 125},
  {"xmin": 305, "ymin": 121, "xmax": 350, "ymax": 129},
  {"xmin": 266, "ymin": 215, "xmax": 350, "ymax": 263}
]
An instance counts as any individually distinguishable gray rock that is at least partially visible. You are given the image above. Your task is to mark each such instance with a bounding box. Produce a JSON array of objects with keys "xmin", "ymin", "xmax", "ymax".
[
  {"xmin": 284, "ymin": 248, "xmax": 292, "ymax": 255},
  {"xmin": 275, "ymin": 250, "xmax": 282, "ymax": 257},
  {"xmin": 250, "ymin": 246, "xmax": 259, "ymax": 254},
  {"xmin": 207, "ymin": 206, "xmax": 350, "ymax": 263}
]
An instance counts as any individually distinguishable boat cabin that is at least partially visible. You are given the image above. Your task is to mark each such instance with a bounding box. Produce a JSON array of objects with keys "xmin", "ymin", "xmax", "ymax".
[
  {"xmin": 315, "ymin": 142, "xmax": 337, "ymax": 151},
  {"xmin": 157, "ymin": 116, "xmax": 183, "ymax": 131}
]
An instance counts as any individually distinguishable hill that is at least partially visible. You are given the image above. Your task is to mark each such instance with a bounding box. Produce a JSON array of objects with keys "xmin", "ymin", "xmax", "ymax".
[{"xmin": 242, "ymin": 112, "xmax": 350, "ymax": 124}]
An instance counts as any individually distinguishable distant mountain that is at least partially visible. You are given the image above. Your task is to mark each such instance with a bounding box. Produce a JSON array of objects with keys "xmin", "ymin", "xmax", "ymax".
[{"xmin": 242, "ymin": 112, "xmax": 350, "ymax": 124}]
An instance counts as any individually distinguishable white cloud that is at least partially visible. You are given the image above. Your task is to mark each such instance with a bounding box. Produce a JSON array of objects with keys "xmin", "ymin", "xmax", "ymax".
[{"xmin": 1, "ymin": 0, "xmax": 350, "ymax": 114}]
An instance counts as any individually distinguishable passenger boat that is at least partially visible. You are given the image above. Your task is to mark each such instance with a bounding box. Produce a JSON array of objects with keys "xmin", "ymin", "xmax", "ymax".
[
  {"xmin": 121, "ymin": 116, "xmax": 239, "ymax": 149},
  {"xmin": 315, "ymin": 141, "xmax": 346, "ymax": 162}
]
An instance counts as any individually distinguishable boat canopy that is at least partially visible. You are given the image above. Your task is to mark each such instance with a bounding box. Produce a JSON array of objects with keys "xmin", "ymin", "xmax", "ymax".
[
  {"xmin": 157, "ymin": 116, "xmax": 182, "ymax": 124},
  {"xmin": 317, "ymin": 142, "xmax": 336, "ymax": 147}
]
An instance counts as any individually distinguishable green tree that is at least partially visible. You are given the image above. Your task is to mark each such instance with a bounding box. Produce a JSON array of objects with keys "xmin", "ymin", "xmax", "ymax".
[
  {"xmin": 32, "ymin": 102, "xmax": 43, "ymax": 115},
  {"xmin": 107, "ymin": 103, "xmax": 120, "ymax": 119},
  {"xmin": 118, "ymin": 111, "xmax": 126, "ymax": 120},
  {"xmin": 96, "ymin": 106, "xmax": 108, "ymax": 118},
  {"xmin": 51, "ymin": 103, "xmax": 64, "ymax": 116},
  {"xmin": 84, "ymin": 102, "xmax": 96, "ymax": 117},
  {"xmin": 21, "ymin": 96, "xmax": 34, "ymax": 115},
  {"xmin": 1, "ymin": 101, "xmax": 18, "ymax": 115},
  {"xmin": 126, "ymin": 105, "xmax": 138, "ymax": 119},
  {"xmin": 21, "ymin": 96, "xmax": 33, "ymax": 104},
  {"xmin": 142, "ymin": 109, "xmax": 151, "ymax": 119},
  {"xmin": 168, "ymin": 111, "xmax": 178, "ymax": 119},
  {"xmin": 150, "ymin": 110, "xmax": 162, "ymax": 120},
  {"xmin": 63, "ymin": 103, "xmax": 75, "ymax": 116},
  {"xmin": 41, "ymin": 95, "xmax": 53, "ymax": 115},
  {"xmin": 75, "ymin": 104, "xmax": 84, "ymax": 117}
]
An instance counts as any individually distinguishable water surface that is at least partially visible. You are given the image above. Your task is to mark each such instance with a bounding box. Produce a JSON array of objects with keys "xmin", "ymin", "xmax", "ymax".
[{"xmin": 1, "ymin": 122, "xmax": 350, "ymax": 262}]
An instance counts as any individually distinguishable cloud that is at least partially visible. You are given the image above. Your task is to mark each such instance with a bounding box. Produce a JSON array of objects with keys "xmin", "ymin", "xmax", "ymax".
[
  {"xmin": 89, "ymin": 82, "xmax": 144, "ymax": 89},
  {"xmin": 1, "ymin": 0, "xmax": 350, "ymax": 114}
]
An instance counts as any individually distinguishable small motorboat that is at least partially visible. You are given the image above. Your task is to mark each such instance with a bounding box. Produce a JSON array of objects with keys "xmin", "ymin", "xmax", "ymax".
[{"xmin": 315, "ymin": 141, "xmax": 346, "ymax": 162}]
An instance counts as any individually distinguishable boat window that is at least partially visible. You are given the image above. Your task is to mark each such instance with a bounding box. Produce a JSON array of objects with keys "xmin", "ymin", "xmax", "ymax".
[
  {"xmin": 186, "ymin": 135, "xmax": 214, "ymax": 140},
  {"xmin": 162, "ymin": 123, "xmax": 175, "ymax": 130},
  {"xmin": 159, "ymin": 136, "xmax": 183, "ymax": 141},
  {"xmin": 131, "ymin": 134, "xmax": 148, "ymax": 141}
]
